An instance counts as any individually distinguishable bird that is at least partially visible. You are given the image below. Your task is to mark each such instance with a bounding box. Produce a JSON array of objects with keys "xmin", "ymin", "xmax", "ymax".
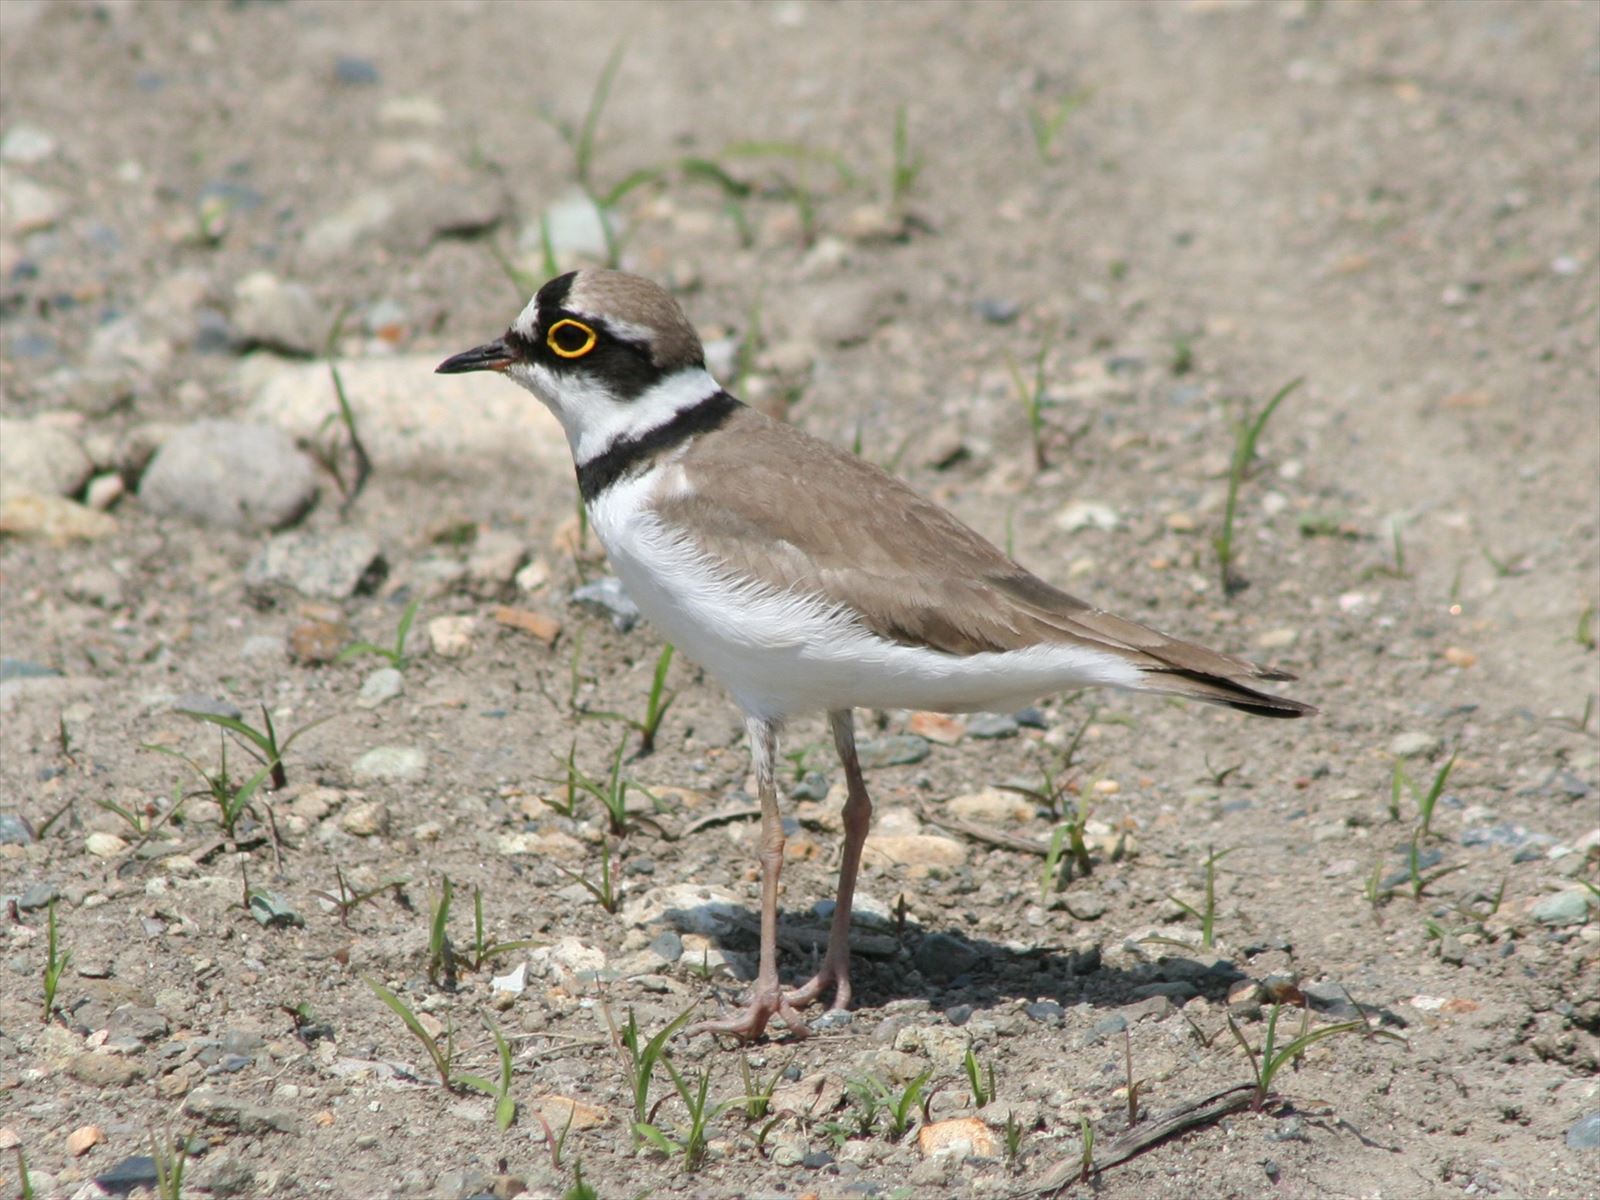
[{"xmin": 437, "ymin": 268, "xmax": 1314, "ymax": 1041}]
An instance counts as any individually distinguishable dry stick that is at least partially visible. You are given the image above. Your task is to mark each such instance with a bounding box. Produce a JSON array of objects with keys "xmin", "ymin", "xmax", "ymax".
[
  {"xmin": 1032, "ymin": 1084, "xmax": 1256, "ymax": 1194},
  {"xmin": 920, "ymin": 809, "xmax": 1051, "ymax": 856}
]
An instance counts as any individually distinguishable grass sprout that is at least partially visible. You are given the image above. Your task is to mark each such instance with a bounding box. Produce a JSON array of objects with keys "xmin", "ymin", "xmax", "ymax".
[
  {"xmin": 1215, "ymin": 378, "xmax": 1301, "ymax": 596},
  {"xmin": 41, "ymin": 897, "xmax": 71, "ymax": 1022},
  {"xmin": 365, "ymin": 975, "xmax": 456, "ymax": 1090},
  {"xmin": 455, "ymin": 1013, "xmax": 518, "ymax": 1131},
  {"xmin": 469, "ymin": 885, "xmax": 540, "ymax": 972},
  {"xmin": 428, "ymin": 875, "xmax": 456, "ymax": 989},
  {"xmin": 175, "ymin": 704, "xmax": 333, "ymax": 792},
  {"xmin": 556, "ymin": 839, "xmax": 622, "ymax": 914},
  {"xmin": 634, "ymin": 1060, "xmax": 736, "ymax": 1170},
  {"xmin": 311, "ymin": 867, "xmax": 409, "ymax": 928},
  {"xmin": 1226, "ymin": 1002, "xmax": 1403, "ymax": 1110},
  {"xmin": 582, "ymin": 643, "xmax": 677, "ymax": 756},
  {"xmin": 964, "ymin": 1046, "xmax": 997, "ymax": 1108},
  {"xmin": 613, "ymin": 1005, "xmax": 698, "ymax": 1142},
  {"xmin": 1004, "ymin": 330, "xmax": 1055, "ymax": 472},
  {"xmin": 142, "ymin": 733, "xmax": 276, "ymax": 842},
  {"xmin": 338, "ymin": 596, "xmax": 420, "ymax": 671},
  {"xmin": 150, "ymin": 1130, "xmax": 188, "ymax": 1200},
  {"xmin": 1029, "ymin": 89, "xmax": 1092, "ymax": 162}
]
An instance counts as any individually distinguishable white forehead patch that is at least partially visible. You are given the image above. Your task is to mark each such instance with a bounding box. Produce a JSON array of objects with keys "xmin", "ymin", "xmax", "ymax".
[{"xmin": 511, "ymin": 294, "xmax": 542, "ymax": 340}]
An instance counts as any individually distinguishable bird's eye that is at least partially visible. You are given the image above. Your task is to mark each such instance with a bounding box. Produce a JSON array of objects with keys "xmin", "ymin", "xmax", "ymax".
[{"xmin": 547, "ymin": 318, "xmax": 597, "ymax": 359}]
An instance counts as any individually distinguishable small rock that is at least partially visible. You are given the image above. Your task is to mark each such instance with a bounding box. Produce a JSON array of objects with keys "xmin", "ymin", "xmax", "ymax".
[
  {"xmin": 302, "ymin": 190, "xmax": 398, "ymax": 262},
  {"xmin": 0, "ymin": 489, "xmax": 116, "ymax": 541},
  {"xmin": 0, "ymin": 814, "xmax": 35, "ymax": 845},
  {"xmin": 863, "ymin": 834, "xmax": 966, "ymax": 871},
  {"xmin": 289, "ymin": 618, "xmax": 349, "ymax": 664},
  {"xmin": 66, "ymin": 1123, "xmax": 104, "ymax": 1155},
  {"xmin": 1529, "ymin": 888, "xmax": 1592, "ymax": 927},
  {"xmin": 245, "ymin": 530, "xmax": 386, "ymax": 599},
  {"xmin": 908, "ymin": 711, "xmax": 966, "ymax": 745},
  {"xmin": 0, "ymin": 417, "xmax": 94, "ymax": 497},
  {"xmin": 913, "ymin": 932, "xmax": 979, "ymax": 980},
  {"xmin": 533, "ymin": 1095, "xmax": 610, "ymax": 1131},
  {"xmin": 799, "ymin": 279, "xmax": 902, "ymax": 347},
  {"xmin": 534, "ymin": 191, "xmax": 615, "ymax": 262},
  {"xmin": 353, "ymin": 745, "xmax": 427, "ymax": 784},
  {"xmin": 967, "ymin": 713, "xmax": 1019, "ymax": 740},
  {"xmin": 1388, "ymin": 731, "xmax": 1440, "ymax": 758},
  {"xmin": 339, "ymin": 801, "xmax": 390, "ymax": 837},
  {"xmin": 428, "ymin": 615, "xmax": 476, "ymax": 658},
  {"xmin": 1064, "ymin": 891, "xmax": 1108, "ymax": 919},
  {"xmin": 184, "ymin": 1086, "xmax": 298, "ymax": 1133},
  {"xmin": 68, "ymin": 1053, "xmax": 146, "ymax": 1087},
  {"xmin": 334, "ymin": 56, "xmax": 380, "ymax": 85},
  {"xmin": 357, "ymin": 668, "xmax": 404, "ymax": 708},
  {"xmin": 86, "ymin": 831, "xmax": 127, "ymax": 858},
  {"xmin": 1055, "ymin": 500, "xmax": 1119, "ymax": 532},
  {"xmin": 570, "ymin": 576, "xmax": 641, "ymax": 632},
  {"xmin": 491, "ymin": 963, "xmax": 527, "ymax": 994},
  {"xmin": 18, "ymin": 882, "xmax": 57, "ymax": 909},
  {"xmin": 0, "ymin": 1128, "xmax": 17, "ymax": 1151},
  {"xmin": 65, "ymin": 565, "xmax": 125, "ymax": 609},
  {"xmin": 107, "ymin": 1005, "xmax": 170, "ymax": 1043},
  {"xmin": 917, "ymin": 1116, "xmax": 998, "ymax": 1159},
  {"xmin": 0, "ymin": 173, "xmax": 63, "ymax": 235},
  {"xmin": 140, "ymin": 420, "xmax": 318, "ymax": 530},
  {"xmin": 94, "ymin": 1156, "xmax": 160, "ymax": 1195},
  {"xmin": 1025, "ymin": 1000, "xmax": 1066, "ymax": 1023},
  {"xmin": 0, "ymin": 124, "xmax": 55, "ymax": 163},
  {"xmin": 231, "ymin": 271, "xmax": 323, "ymax": 356},
  {"xmin": 975, "ymin": 297, "xmax": 1020, "ymax": 325},
  {"xmin": 856, "ymin": 735, "xmax": 931, "ymax": 768},
  {"xmin": 790, "ymin": 771, "xmax": 830, "ymax": 801},
  {"xmin": 247, "ymin": 889, "xmax": 304, "ymax": 929},
  {"xmin": 1567, "ymin": 1112, "xmax": 1600, "ymax": 1150},
  {"xmin": 948, "ymin": 788, "xmax": 1033, "ymax": 824},
  {"xmin": 467, "ymin": 530, "xmax": 527, "ymax": 585}
]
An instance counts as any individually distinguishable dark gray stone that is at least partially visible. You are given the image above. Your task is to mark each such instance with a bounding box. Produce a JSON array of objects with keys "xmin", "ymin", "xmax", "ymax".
[
  {"xmin": 245, "ymin": 529, "xmax": 386, "ymax": 599},
  {"xmin": 570, "ymin": 576, "xmax": 641, "ymax": 632},
  {"xmin": 1567, "ymin": 1112, "xmax": 1600, "ymax": 1150},
  {"xmin": 857, "ymin": 735, "xmax": 931, "ymax": 769},
  {"xmin": 967, "ymin": 713, "xmax": 1019, "ymax": 740},
  {"xmin": 914, "ymin": 932, "xmax": 978, "ymax": 980}
]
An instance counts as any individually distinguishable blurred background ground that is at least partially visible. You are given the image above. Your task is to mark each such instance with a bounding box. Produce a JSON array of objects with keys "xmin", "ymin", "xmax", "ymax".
[{"xmin": 1, "ymin": 2, "xmax": 1597, "ymax": 1198}]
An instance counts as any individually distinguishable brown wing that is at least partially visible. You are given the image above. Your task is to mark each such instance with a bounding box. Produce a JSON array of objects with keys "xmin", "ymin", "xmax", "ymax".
[{"xmin": 661, "ymin": 408, "xmax": 1313, "ymax": 718}]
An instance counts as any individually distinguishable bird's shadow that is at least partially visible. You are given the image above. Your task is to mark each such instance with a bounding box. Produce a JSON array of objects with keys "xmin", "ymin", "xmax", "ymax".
[{"xmin": 665, "ymin": 900, "xmax": 1248, "ymax": 1025}]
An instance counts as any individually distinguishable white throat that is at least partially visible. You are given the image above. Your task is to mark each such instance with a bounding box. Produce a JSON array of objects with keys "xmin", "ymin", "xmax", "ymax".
[{"xmin": 510, "ymin": 362, "xmax": 723, "ymax": 466}]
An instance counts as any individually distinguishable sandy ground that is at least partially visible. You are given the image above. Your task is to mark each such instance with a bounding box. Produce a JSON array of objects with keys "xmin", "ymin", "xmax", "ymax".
[{"xmin": 2, "ymin": 2, "xmax": 1597, "ymax": 1198}]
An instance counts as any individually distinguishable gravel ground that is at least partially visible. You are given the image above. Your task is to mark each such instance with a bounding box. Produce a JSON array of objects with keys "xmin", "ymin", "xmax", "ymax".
[{"xmin": 2, "ymin": 2, "xmax": 1597, "ymax": 1199}]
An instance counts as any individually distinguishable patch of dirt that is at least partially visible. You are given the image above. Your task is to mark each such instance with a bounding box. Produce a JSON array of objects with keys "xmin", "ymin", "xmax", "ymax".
[{"xmin": 2, "ymin": 3, "xmax": 1596, "ymax": 1199}]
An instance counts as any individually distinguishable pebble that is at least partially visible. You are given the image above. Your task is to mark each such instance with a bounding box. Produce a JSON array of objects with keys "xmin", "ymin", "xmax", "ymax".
[
  {"xmin": 247, "ymin": 889, "xmax": 303, "ymax": 929},
  {"xmin": 967, "ymin": 713, "xmax": 1019, "ymax": 740},
  {"xmin": 428, "ymin": 614, "xmax": 476, "ymax": 658},
  {"xmin": 184, "ymin": 1086, "xmax": 298, "ymax": 1133},
  {"xmin": 0, "ymin": 124, "xmax": 55, "ymax": 163},
  {"xmin": 534, "ymin": 190, "xmax": 616, "ymax": 262},
  {"xmin": 856, "ymin": 735, "xmax": 931, "ymax": 768},
  {"xmin": 139, "ymin": 420, "xmax": 318, "ymax": 530},
  {"xmin": 66, "ymin": 1123, "xmax": 104, "ymax": 1155},
  {"xmin": 1529, "ymin": 888, "xmax": 1592, "ymax": 927},
  {"xmin": 1388, "ymin": 731, "xmax": 1441, "ymax": 758},
  {"xmin": 352, "ymin": 746, "xmax": 427, "ymax": 784},
  {"xmin": 466, "ymin": 530, "xmax": 527, "ymax": 585},
  {"xmin": 491, "ymin": 605, "xmax": 560, "ymax": 648},
  {"xmin": 302, "ymin": 189, "xmax": 398, "ymax": 262},
  {"xmin": 86, "ymin": 831, "xmax": 127, "ymax": 858},
  {"xmin": 0, "ymin": 417, "xmax": 94, "ymax": 497},
  {"xmin": 908, "ymin": 711, "xmax": 967, "ymax": 745},
  {"xmin": 68, "ymin": 1053, "xmax": 146, "ymax": 1087},
  {"xmin": 94, "ymin": 1157, "xmax": 159, "ymax": 1194},
  {"xmin": 1567, "ymin": 1112, "xmax": 1600, "ymax": 1150},
  {"xmin": 790, "ymin": 771, "xmax": 831, "ymax": 801},
  {"xmin": 357, "ymin": 667, "xmax": 404, "ymax": 708},
  {"xmin": 1055, "ymin": 500, "xmax": 1119, "ymax": 532},
  {"xmin": 84, "ymin": 473, "xmax": 125, "ymax": 511},
  {"xmin": 0, "ymin": 814, "xmax": 33, "ymax": 845},
  {"xmin": 230, "ymin": 272, "xmax": 323, "ymax": 356},
  {"xmin": 913, "ymin": 932, "xmax": 980, "ymax": 979},
  {"xmin": 245, "ymin": 529, "xmax": 386, "ymax": 599},
  {"xmin": 1064, "ymin": 891, "xmax": 1108, "ymax": 919},
  {"xmin": 918, "ymin": 1117, "xmax": 998, "ymax": 1159},
  {"xmin": 948, "ymin": 788, "xmax": 1034, "ymax": 824},
  {"xmin": 245, "ymin": 354, "xmax": 569, "ymax": 474},
  {"xmin": 333, "ymin": 55, "xmax": 380, "ymax": 85},
  {"xmin": 863, "ymin": 833, "xmax": 966, "ymax": 872},
  {"xmin": 975, "ymin": 297, "xmax": 1020, "ymax": 324},
  {"xmin": 0, "ymin": 490, "xmax": 116, "ymax": 541},
  {"xmin": 571, "ymin": 576, "xmax": 641, "ymax": 632},
  {"xmin": 0, "ymin": 173, "xmax": 63, "ymax": 235},
  {"xmin": 289, "ymin": 618, "xmax": 348, "ymax": 664},
  {"xmin": 799, "ymin": 279, "xmax": 902, "ymax": 347},
  {"xmin": 339, "ymin": 801, "xmax": 390, "ymax": 837}
]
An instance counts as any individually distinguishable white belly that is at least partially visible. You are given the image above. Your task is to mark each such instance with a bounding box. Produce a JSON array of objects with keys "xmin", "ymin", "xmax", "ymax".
[{"xmin": 587, "ymin": 470, "xmax": 1142, "ymax": 721}]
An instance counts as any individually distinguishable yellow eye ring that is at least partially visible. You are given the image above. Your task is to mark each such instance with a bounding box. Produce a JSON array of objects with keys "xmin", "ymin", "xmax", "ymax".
[{"xmin": 547, "ymin": 318, "xmax": 597, "ymax": 359}]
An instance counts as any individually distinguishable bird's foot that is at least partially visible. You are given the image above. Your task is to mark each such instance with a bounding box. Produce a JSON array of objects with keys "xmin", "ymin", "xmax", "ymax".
[
  {"xmin": 786, "ymin": 960, "xmax": 852, "ymax": 1012},
  {"xmin": 688, "ymin": 984, "xmax": 812, "ymax": 1042}
]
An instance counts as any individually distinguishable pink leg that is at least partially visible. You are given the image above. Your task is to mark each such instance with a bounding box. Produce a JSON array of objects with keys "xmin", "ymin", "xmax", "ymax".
[
  {"xmin": 689, "ymin": 715, "xmax": 809, "ymax": 1041},
  {"xmin": 787, "ymin": 709, "xmax": 872, "ymax": 1013}
]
